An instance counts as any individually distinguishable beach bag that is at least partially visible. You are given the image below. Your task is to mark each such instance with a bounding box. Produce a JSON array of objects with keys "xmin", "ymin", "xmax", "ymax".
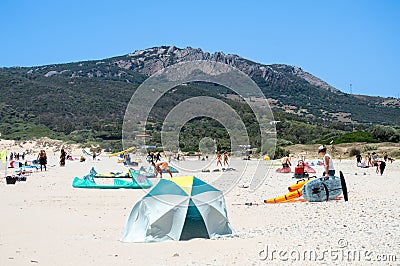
[
  {"xmin": 6, "ymin": 176, "xmax": 17, "ymax": 185},
  {"xmin": 294, "ymin": 160, "xmax": 305, "ymax": 175}
]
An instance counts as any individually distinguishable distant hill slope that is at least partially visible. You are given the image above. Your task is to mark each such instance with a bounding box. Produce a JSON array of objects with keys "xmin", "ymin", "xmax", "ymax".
[{"xmin": 0, "ymin": 46, "xmax": 399, "ymax": 146}]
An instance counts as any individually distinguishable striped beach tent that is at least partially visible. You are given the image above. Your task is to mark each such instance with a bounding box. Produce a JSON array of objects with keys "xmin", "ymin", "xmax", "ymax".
[{"xmin": 121, "ymin": 176, "xmax": 234, "ymax": 242}]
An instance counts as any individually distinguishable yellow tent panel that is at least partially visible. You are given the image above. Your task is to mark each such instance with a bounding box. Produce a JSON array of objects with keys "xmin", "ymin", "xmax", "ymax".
[{"xmin": 165, "ymin": 176, "xmax": 194, "ymax": 196}]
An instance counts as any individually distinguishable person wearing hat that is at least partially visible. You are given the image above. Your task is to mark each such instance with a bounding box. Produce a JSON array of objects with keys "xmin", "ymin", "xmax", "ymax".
[{"xmin": 318, "ymin": 145, "xmax": 335, "ymax": 178}]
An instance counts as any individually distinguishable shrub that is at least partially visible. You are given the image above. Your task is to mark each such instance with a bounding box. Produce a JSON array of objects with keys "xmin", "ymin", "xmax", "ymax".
[
  {"xmin": 370, "ymin": 125, "xmax": 400, "ymax": 143},
  {"xmin": 389, "ymin": 150, "xmax": 400, "ymax": 158},
  {"xmin": 274, "ymin": 146, "xmax": 290, "ymax": 159},
  {"xmin": 362, "ymin": 145, "xmax": 378, "ymax": 152},
  {"xmin": 333, "ymin": 131, "xmax": 378, "ymax": 144},
  {"xmin": 277, "ymin": 138, "xmax": 293, "ymax": 147},
  {"xmin": 349, "ymin": 148, "xmax": 361, "ymax": 157}
]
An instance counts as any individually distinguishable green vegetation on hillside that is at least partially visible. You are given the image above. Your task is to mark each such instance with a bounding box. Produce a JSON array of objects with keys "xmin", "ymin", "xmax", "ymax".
[{"xmin": 1, "ymin": 51, "xmax": 399, "ymax": 153}]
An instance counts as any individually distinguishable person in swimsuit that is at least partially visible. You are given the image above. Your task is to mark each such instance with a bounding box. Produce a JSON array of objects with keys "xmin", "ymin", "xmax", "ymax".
[
  {"xmin": 281, "ymin": 154, "xmax": 291, "ymax": 169},
  {"xmin": 60, "ymin": 148, "xmax": 66, "ymax": 167},
  {"xmin": 378, "ymin": 159, "xmax": 386, "ymax": 176},
  {"xmin": 152, "ymin": 161, "xmax": 172, "ymax": 178},
  {"xmin": 154, "ymin": 152, "xmax": 161, "ymax": 163},
  {"xmin": 367, "ymin": 153, "xmax": 372, "ymax": 167},
  {"xmin": 37, "ymin": 150, "xmax": 47, "ymax": 171},
  {"xmin": 355, "ymin": 153, "xmax": 362, "ymax": 164},
  {"xmin": 216, "ymin": 152, "xmax": 222, "ymax": 166},
  {"xmin": 223, "ymin": 151, "xmax": 229, "ymax": 166}
]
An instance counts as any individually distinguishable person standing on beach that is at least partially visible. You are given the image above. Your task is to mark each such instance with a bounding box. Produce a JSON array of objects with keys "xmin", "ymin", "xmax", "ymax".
[
  {"xmin": 223, "ymin": 151, "xmax": 229, "ymax": 166},
  {"xmin": 367, "ymin": 152, "xmax": 372, "ymax": 167},
  {"xmin": 37, "ymin": 150, "xmax": 47, "ymax": 171},
  {"xmin": 378, "ymin": 160, "xmax": 386, "ymax": 176},
  {"xmin": 318, "ymin": 145, "xmax": 335, "ymax": 178},
  {"xmin": 146, "ymin": 152, "xmax": 154, "ymax": 164},
  {"xmin": 155, "ymin": 152, "xmax": 161, "ymax": 163},
  {"xmin": 216, "ymin": 152, "xmax": 222, "ymax": 166},
  {"xmin": 356, "ymin": 153, "xmax": 362, "ymax": 164},
  {"xmin": 60, "ymin": 148, "xmax": 66, "ymax": 167},
  {"xmin": 371, "ymin": 152, "xmax": 380, "ymax": 173},
  {"xmin": 383, "ymin": 152, "xmax": 388, "ymax": 162}
]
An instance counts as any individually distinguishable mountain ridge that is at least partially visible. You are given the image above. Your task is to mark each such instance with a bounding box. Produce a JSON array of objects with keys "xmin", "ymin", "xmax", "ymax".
[{"xmin": 0, "ymin": 46, "xmax": 399, "ymax": 147}]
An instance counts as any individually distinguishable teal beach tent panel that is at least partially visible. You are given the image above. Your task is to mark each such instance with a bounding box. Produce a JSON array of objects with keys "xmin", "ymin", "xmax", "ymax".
[
  {"xmin": 191, "ymin": 176, "xmax": 219, "ymax": 196},
  {"xmin": 144, "ymin": 179, "xmax": 188, "ymax": 198},
  {"xmin": 179, "ymin": 199, "xmax": 209, "ymax": 240},
  {"xmin": 121, "ymin": 176, "xmax": 234, "ymax": 242}
]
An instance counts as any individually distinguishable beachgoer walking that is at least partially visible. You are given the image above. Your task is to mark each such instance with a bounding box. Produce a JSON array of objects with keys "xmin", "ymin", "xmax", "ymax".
[
  {"xmin": 146, "ymin": 152, "xmax": 154, "ymax": 164},
  {"xmin": 60, "ymin": 148, "xmax": 66, "ymax": 167},
  {"xmin": 216, "ymin": 152, "xmax": 222, "ymax": 166},
  {"xmin": 371, "ymin": 152, "xmax": 380, "ymax": 173},
  {"xmin": 223, "ymin": 151, "xmax": 229, "ymax": 166},
  {"xmin": 355, "ymin": 153, "xmax": 362, "ymax": 164},
  {"xmin": 318, "ymin": 145, "xmax": 335, "ymax": 178},
  {"xmin": 378, "ymin": 160, "xmax": 386, "ymax": 176},
  {"xmin": 37, "ymin": 150, "xmax": 47, "ymax": 171},
  {"xmin": 92, "ymin": 151, "xmax": 97, "ymax": 161},
  {"xmin": 155, "ymin": 152, "xmax": 161, "ymax": 163},
  {"xmin": 367, "ymin": 153, "xmax": 372, "ymax": 167},
  {"xmin": 383, "ymin": 152, "xmax": 388, "ymax": 162}
]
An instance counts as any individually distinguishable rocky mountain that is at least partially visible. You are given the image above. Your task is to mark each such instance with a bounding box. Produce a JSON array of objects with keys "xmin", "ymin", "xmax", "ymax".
[
  {"xmin": 0, "ymin": 46, "xmax": 399, "ymax": 146},
  {"xmin": 28, "ymin": 45, "xmax": 340, "ymax": 93},
  {"xmin": 17, "ymin": 45, "xmax": 399, "ymax": 124}
]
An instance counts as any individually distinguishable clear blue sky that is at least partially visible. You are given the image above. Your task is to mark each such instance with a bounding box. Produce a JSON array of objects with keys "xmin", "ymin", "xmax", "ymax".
[{"xmin": 1, "ymin": 0, "xmax": 399, "ymax": 97}]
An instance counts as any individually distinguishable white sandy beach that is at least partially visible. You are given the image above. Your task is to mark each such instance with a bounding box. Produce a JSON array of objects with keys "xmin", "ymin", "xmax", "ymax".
[{"xmin": 0, "ymin": 140, "xmax": 399, "ymax": 265}]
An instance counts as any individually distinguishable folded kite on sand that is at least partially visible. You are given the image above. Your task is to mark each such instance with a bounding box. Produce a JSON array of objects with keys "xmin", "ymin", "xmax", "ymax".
[
  {"xmin": 90, "ymin": 167, "xmax": 131, "ymax": 178},
  {"xmin": 265, "ymin": 172, "xmax": 348, "ymax": 203},
  {"xmin": 72, "ymin": 169, "xmax": 152, "ymax": 189}
]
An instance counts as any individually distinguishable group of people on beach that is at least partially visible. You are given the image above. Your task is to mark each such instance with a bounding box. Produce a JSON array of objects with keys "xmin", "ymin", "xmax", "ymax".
[
  {"xmin": 280, "ymin": 145, "xmax": 394, "ymax": 178},
  {"xmin": 280, "ymin": 146, "xmax": 335, "ymax": 178},
  {"xmin": 145, "ymin": 150, "xmax": 230, "ymax": 178},
  {"xmin": 216, "ymin": 151, "xmax": 229, "ymax": 166},
  {"xmin": 35, "ymin": 147, "xmax": 71, "ymax": 171},
  {"xmin": 9, "ymin": 151, "xmax": 27, "ymax": 161},
  {"xmin": 356, "ymin": 151, "xmax": 390, "ymax": 175},
  {"xmin": 147, "ymin": 151, "xmax": 172, "ymax": 178}
]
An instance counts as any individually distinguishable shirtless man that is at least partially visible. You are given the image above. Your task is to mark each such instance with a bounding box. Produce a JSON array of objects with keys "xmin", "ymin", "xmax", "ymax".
[{"xmin": 152, "ymin": 161, "xmax": 172, "ymax": 178}]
